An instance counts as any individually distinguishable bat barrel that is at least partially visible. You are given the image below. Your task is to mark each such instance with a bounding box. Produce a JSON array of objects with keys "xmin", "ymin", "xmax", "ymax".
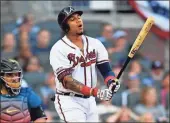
[{"xmin": 128, "ymin": 17, "xmax": 155, "ymax": 58}]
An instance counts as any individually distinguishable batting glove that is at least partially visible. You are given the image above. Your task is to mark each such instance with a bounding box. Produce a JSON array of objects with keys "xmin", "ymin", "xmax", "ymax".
[
  {"xmin": 97, "ymin": 89, "xmax": 113, "ymax": 101},
  {"xmin": 108, "ymin": 78, "xmax": 120, "ymax": 93}
]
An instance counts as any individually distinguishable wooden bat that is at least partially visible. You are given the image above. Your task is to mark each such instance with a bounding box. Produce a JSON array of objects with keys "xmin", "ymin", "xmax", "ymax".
[{"xmin": 117, "ymin": 17, "xmax": 155, "ymax": 79}]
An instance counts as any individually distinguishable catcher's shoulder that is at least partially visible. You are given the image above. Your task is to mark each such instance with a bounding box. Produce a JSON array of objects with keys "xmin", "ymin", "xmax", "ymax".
[{"xmin": 19, "ymin": 87, "xmax": 35, "ymax": 96}]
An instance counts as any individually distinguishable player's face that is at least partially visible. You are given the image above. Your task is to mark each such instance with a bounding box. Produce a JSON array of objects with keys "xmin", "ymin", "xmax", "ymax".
[
  {"xmin": 67, "ymin": 14, "xmax": 83, "ymax": 35},
  {"xmin": 2, "ymin": 72, "xmax": 21, "ymax": 88}
]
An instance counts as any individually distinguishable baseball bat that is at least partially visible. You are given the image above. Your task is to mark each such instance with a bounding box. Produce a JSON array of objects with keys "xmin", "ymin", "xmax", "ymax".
[{"xmin": 117, "ymin": 17, "xmax": 155, "ymax": 79}]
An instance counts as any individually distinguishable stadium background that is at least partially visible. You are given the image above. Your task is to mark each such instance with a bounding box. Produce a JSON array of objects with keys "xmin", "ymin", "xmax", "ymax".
[{"xmin": 1, "ymin": 1, "xmax": 169, "ymax": 122}]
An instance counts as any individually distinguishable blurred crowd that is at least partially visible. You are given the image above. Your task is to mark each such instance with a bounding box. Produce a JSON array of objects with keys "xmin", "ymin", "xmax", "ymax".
[
  {"xmin": 96, "ymin": 23, "xmax": 169, "ymax": 123},
  {"xmin": 1, "ymin": 13, "xmax": 169, "ymax": 122}
]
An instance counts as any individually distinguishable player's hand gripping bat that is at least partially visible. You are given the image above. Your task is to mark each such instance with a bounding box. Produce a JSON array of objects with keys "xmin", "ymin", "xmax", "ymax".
[{"xmin": 116, "ymin": 17, "xmax": 155, "ymax": 80}]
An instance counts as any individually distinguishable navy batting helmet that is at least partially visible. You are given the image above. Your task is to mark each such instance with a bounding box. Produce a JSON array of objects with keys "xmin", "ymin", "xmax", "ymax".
[{"xmin": 58, "ymin": 6, "xmax": 83, "ymax": 32}]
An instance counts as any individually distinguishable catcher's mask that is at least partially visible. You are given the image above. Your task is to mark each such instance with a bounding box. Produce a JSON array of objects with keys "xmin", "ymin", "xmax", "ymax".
[{"xmin": 0, "ymin": 59, "xmax": 23, "ymax": 96}]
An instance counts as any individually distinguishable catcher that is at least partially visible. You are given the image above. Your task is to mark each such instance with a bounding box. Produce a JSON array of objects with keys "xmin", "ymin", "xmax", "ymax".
[{"xmin": 0, "ymin": 58, "xmax": 47, "ymax": 122}]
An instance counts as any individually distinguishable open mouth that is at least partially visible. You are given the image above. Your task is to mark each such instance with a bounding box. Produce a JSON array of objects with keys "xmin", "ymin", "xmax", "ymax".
[{"xmin": 78, "ymin": 24, "xmax": 82, "ymax": 28}]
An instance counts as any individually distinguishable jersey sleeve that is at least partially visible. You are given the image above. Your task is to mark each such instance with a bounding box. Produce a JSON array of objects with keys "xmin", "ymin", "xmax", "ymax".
[
  {"xmin": 27, "ymin": 88, "xmax": 42, "ymax": 108},
  {"xmin": 95, "ymin": 39, "xmax": 109, "ymax": 65},
  {"xmin": 50, "ymin": 46, "xmax": 74, "ymax": 82}
]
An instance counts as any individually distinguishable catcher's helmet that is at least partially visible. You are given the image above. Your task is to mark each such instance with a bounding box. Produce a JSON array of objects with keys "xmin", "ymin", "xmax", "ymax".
[
  {"xmin": 58, "ymin": 6, "xmax": 83, "ymax": 32},
  {"xmin": 0, "ymin": 59, "xmax": 23, "ymax": 96}
]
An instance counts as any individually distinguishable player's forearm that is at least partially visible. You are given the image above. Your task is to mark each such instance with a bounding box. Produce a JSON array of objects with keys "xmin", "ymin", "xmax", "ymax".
[
  {"xmin": 63, "ymin": 75, "xmax": 84, "ymax": 93},
  {"xmin": 63, "ymin": 75, "xmax": 98, "ymax": 96}
]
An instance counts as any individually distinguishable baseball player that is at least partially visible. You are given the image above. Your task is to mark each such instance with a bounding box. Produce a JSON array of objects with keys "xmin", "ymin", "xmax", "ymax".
[
  {"xmin": 0, "ymin": 59, "xmax": 47, "ymax": 123},
  {"xmin": 50, "ymin": 6, "xmax": 120, "ymax": 122}
]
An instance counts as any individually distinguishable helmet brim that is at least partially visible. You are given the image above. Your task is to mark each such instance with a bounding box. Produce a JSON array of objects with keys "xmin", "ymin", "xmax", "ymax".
[{"xmin": 61, "ymin": 11, "xmax": 83, "ymax": 25}]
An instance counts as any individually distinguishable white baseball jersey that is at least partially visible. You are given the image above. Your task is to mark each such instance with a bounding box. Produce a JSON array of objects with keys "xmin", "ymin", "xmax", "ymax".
[
  {"xmin": 50, "ymin": 35, "xmax": 109, "ymax": 94},
  {"xmin": 50, "ymin": 35, "xmax": 109, "ymax": 122}
]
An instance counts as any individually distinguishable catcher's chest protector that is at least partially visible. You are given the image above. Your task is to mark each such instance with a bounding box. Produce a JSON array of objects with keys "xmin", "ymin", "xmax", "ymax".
[{"xmin": 0, "ymin": 94, "xmax": 31, "ymax": 123}]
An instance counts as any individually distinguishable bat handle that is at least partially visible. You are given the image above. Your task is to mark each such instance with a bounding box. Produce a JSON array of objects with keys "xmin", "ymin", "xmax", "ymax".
[
  {"xmin": 111, "ymin": 57, "xmax": 131, "ymax": 93},
  {"xmin": 117, "ymin": 57, "xmax": 131, "ymax": 79}
]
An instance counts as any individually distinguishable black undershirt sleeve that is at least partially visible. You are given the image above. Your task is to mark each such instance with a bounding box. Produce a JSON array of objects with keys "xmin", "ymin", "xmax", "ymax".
[{"xmin": 29, "ymin": 106, "xmax": 47, "ymax": 121}]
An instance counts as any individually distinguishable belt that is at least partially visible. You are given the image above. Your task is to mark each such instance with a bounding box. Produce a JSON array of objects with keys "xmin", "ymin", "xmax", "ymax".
[{"xmin": 56, "ymin": 91, "xmax": 90, "ymax": 99}]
